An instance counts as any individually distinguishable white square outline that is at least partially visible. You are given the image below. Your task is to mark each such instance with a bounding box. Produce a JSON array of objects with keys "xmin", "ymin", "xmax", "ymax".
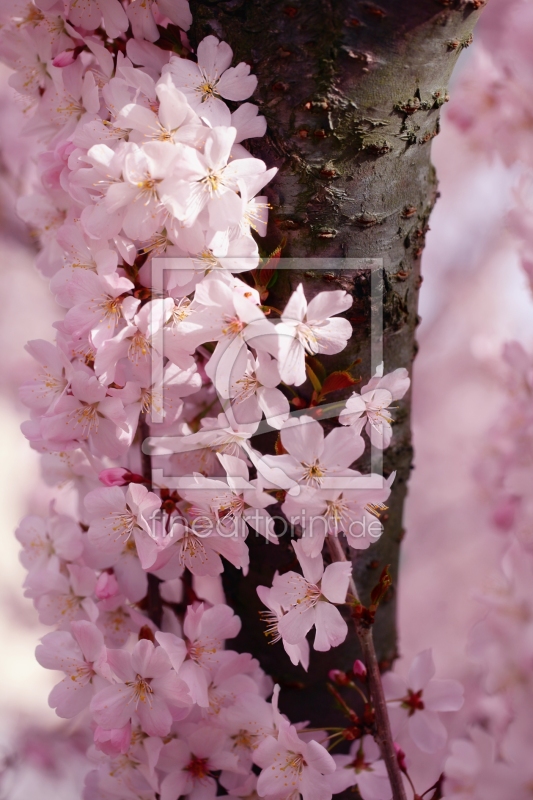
[{"xmin": 144, "ymin": 257, "xmax": 385, "ymax": 491}]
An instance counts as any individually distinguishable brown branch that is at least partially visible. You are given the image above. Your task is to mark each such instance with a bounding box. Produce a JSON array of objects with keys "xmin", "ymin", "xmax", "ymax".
[
  {"xmin": 139, "ymin": 418, "xmax": 164, "ymax": 628},
  {"xmin": 327, "ymin": 535, "xmax": 407, "ymax": 800}
]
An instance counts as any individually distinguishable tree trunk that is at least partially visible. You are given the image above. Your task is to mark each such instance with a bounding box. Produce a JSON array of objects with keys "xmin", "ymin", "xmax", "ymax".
[{"xmin": 189, "ymin": 0, "xmax": 482, "ymax": 728}]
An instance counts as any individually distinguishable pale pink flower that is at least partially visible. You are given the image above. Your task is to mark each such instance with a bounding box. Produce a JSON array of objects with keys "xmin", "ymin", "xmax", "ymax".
[
  {"xmin": 66, "ymin": 0, "xmax": 129, "ymax": 38},
  {"xmin": 277, "ymin": 284, "xmax": 353, "ymax": 386},
  {"xmin": 340, "ymin": 365, "xmax": 410, "ymax": 449},
  {"xmin": 165, "ymin": 35, "xmax": 257, "ymax": 126},
  {"xmin": 281, "ymin": 473, "xmax": 395, "ymax": 557},
  {"xmin": 180, "ymin": 452, "xmax": 278, "ymax": 543},
  {"xmin": 382, "ymin": 650, "xmax": 464, "ymax": 754},
  {"xmin": 329, "ymin": 736, "xmax": 391, "ymax": 800},
  {"xmin": 102, "ymin": 141, "xmax": 184, "ymax": 241},
  {"xmin": 85, "ymin": 483, "xmax": 162, "ymax": 569},
  {"xmin": 254, "ymin": 717, "xmax": 336, "ymax": 800},
  {"xmin": 212, "ymin": 343, "xmax": 290, "ymax": 430},
  {"xmin": 158, "ymin": 726, "xmax": 242, "ymax": 800},
  {"xmin": 19, "ymin": 339, "xmax": 70, "ymax": 413},
  {"xmin": 261, "ymin": 416, "xmax": 364, "ymax": 493},
  {"xmin": 54, "ymin": 269, "xmax": 136, "ymax": 347},
  {"xmin": 270, "ymin": 541, "xmax": 351, "ymax": 652},
  {"xmin": 442, "ymin": 727, "xmax": 514, "ymax": 799},
  {"xmin": 116, "ymin": 73, "xmax": 201, "ymax": 145},
  {"xmin": 156, "ymin": 602, "xmax": 241, "ymax": 707},
  {"xmin": 220, "ymin": 691, "xmax": 276, "ymax": 768},
  {"xmin": 39, "ymin": 370, "xmax": 132, "ymax": 458},
  {"xmin": 161, "ymin": 127, "xmax": 272, "ymax": 230},
  {"xmin": 16, "ymin": 513, "xmax": 83, "ymax": 572},
  {"xmin": 256, "ymin": 584, "xmax": 310, "ymax": 671},
  {"xmin": 91, "ymin": 639, "xmax": 192, "ymax": 736},
  {"xmin": 36, "ymin": 621, "xmax": 112, "ymax": 718},
  {"xmin": 25, "ymin": 563, "xmax": 97, "ymax": 626}
]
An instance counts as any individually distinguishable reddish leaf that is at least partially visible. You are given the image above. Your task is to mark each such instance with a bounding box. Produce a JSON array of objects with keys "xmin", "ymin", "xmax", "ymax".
[{"xmin": 320, "ymin": 371, "xmax": 357, "ymax": 397}]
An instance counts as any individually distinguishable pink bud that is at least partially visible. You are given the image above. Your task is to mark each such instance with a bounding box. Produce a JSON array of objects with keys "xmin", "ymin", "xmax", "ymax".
[
  {"xmin": 94, "ymin": 723, "xmax": 131, "ymax": 756},
  {"xmin": 353, "ymin": 659, "xmax": 367, "ymax": 678},
  {"xmin": 492, "ymin": 495, "xmax": 517, "ymax": 531},
  {"xmin": 394, "ymin": 742, "xmax": 407, "ymax": 772},
  {"xmin": 99, "ymin": 468, "xmax": 131, "ymax": 487},
  {"xmin": 95, "ymin": 572, "xmax": 119, "ymax": 600},
  {"xmin": 52, "ymin": 50, "xmax": 76, "ymax": 68},
  {"xmin": 328, "ymin": 669, "xmax": 349, "ymax": 685}
]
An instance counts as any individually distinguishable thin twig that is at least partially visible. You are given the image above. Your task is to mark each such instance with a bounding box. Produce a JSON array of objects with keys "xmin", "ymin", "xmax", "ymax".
[
  {"xmin": 327, "ymin": 535, "xmax": 408, "ymax": 800},
  {"xmin": 140, "ymin": 418, "xmax": 164, "ymax": 628}
]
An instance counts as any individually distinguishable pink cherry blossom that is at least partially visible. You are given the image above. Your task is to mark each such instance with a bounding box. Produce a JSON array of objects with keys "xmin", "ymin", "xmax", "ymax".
[
  {"xmin": 277, "ymin": 284, "xmax": 353, "ymax": 387},
  {"xmin": 91, "ymin": 638, "xmax": 192, "ymax": 736},
  {"xmin": 165, "ymin": 36, "xmax": 258, "ymax": 126},
  {"xmin": 281, "ymin": 473, "xmax": 394, "ymax": 557},
  {"xmin": 156, "ymin": 603, "xmax": 241, "ymax": 707},
  {"xmin": 16, "ymin": 513, "xmax": 83, "ymax": 572},
  {"xmin": 256, "ymin": 584, "xmax": 310, "ymax": 671},
  {"xmin": 261, "ymin": 416, "xmax": 364, "ymax": 493},
  {"xmin": 270, "ymin": 541, "xmax": 352, "ymax": 652},
  {"xmin": 85, "ymin": 483, "xmax": 162, "ymax": 569},
  {"xmin": 254, "ymin": 716, "xmax": 336, "ymax": 800},
  {"xmin": 158, "ymin": 726, "xmax": 242, "ymax": 800},
  {"xmin": 329, "ymin": 736, "xmax": 392, "ymax": 800},
  {"xmin": 382, "ymin": 649, "xmax": 464, "ymax": 754},
  {"xmin": 36, "ymin": 621, "xmax": 112, "ymax": 718},
  {"xmin": 339, "ymin": 365, "xmax": 410, "ymax": 449}
]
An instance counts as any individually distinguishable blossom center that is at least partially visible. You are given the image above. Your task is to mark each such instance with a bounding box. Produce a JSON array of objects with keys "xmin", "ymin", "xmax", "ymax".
[
  {"xmin": 301, "ymin": 459, "xmax": 326, "ymax": 487},
  {"xmin": 282, "ymin": 752, "xmax": 306, "ymax": 775},
  {"xmin": 128, "ymin": 331, "xmax": 150, "ymax": 363},
  {"xmin": 259, "ymin": 609, "xmax": 282, "ymax": 644},
  {"xmin": 126, "ymin": 674, "xmax": 154, "ymax": 707},
  {"xmin": 100, "ymin": 296, "xmax": 123, "ymax": 321},
  {"xmin": 234, "ymin": 373, "xmax": 259, "ymax": 402},
  {"xmin": 197, "ymin": 75, "xmax": 219, "ymax": 101},
  {"xmin": 222, "ymin": 315, "xmax": 245, "ymax": 336},
  {"xmin": 401, "ymin": 688, "xmax": 425, "ymax": 716},
  {"xmin": 201, "ymin": 170, "xmax": 223, "ymax": 195},
  {"xmin": 185, "ymin": 755, "xmax": 210, "ymax": 779},
  {"xmin": 295, "ymin": 323, "xmax": 319, "ymax": 354},
  {"xmin": 110, "ymin": 510, "xmax": 136, "ymax": 541},
  {"xmin": 70, "ymin": 402, "xmax": 100, "ymax": 436}
]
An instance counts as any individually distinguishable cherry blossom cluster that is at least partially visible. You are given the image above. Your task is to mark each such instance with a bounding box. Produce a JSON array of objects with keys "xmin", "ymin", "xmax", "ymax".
[
  {"xmin": 0, "ymin": 1, "xmax": 473, "ymax": 798},
  {"xmin": 441, "ymin": 342, "xmax": 533, "ymax": 798},
  {"xmin": 442, "ymin": 3, "xmax": 533, "ymax": 794}
]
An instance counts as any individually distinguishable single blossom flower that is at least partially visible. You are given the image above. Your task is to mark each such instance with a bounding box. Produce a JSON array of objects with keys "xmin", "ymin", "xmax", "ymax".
[
  {"xmin": 270, "ymin": 541, "xmax": 352, "ymax": 652},
  {"xmin": 339, "ymin": 365, "xmax": 410, "ymax": 449},
  {"xmin": 382, "ymin": 649, "xmax": 464, "ymax": 753},
  {"xmin": 85, "ymin": 483, "xmax": 162, "ymax": 569},
  {"xmin": 165, "ymin": 35, "xmax": 258, "ymax": 126},
  {"xmin": 260, "ymin": 416, "xmax": 364, "ymax": 494},
  {"xmin": 254, "ymin": 716, "xmax": 336, "ymax": 800},
  {"xmin": 329, "ymin": 736, "xmax": 392, "ymax": 800},
  {"xmin": 276, "ymin": 284, "xmax": 353, "ymax": 387},
  {"xmin": 36, "ymin": 621, "xmax": 113, "ymax": 718},
  {"xmin": 90, "ymin": 638, "xmax": 192, "ymax": 737},
  {"xmin": 156, "ymin": 603, "xmax": 241, "ymax": 707}
]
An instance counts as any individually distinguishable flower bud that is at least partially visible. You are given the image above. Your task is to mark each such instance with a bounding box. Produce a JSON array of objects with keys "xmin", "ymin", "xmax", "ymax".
[
  {"xmin": 353, "ymin": 659, "xmax": 367, "ymax": 678},
  {"xmin": 95, "ymin": 572, "xmax": 119, "ymax": 600},
  {"xmin": 328, "ymin": 669, "xmax": 349, "ymax": 685},
  {"xmin": 52, "ymin": 50, "xmax": 76, "ymax": 68}
]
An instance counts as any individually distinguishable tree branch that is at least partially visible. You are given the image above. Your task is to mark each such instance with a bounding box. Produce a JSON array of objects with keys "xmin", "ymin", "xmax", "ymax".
[{"xmin": 327, "ymin": 535, "xmax": 407, "ymax": 800}]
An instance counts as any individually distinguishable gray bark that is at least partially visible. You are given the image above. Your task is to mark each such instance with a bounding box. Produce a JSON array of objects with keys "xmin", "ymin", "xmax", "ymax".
[{"xmin": 189, "ymin": 0, "xmax": 482, "ymax": 730}]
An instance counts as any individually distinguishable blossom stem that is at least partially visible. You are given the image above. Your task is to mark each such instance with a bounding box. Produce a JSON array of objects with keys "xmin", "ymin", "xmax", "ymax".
[
  {"xmin": 327, "ymin": 535, "xmax": 408, "ymax": 800},
  {"xmin": 140, "ymin": 418, "xmax": 163, "ymax": 628}
]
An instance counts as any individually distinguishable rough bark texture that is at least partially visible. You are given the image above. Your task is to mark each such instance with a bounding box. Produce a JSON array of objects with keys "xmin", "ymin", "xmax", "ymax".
[{"xmin": 189, "ymin": 0, "xmax": 482, "ymax": 730}]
